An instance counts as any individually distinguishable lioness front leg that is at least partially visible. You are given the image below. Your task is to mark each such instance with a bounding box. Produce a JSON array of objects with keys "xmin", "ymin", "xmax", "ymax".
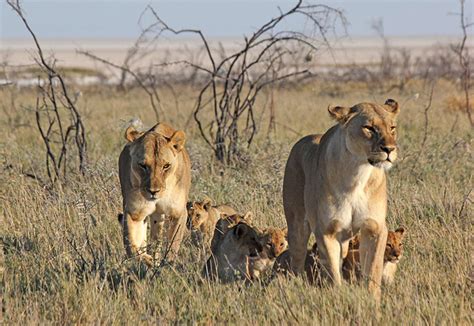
[
  {"xmin": 164, "ymin": 214, "xmax": 187, "ymax": 262},
  {"xmin": 150, "ymin": 212, "xmax": 166, "ymax": 260},
  {"xmin": 123, "ymin": 212, "xmax": 153, "ymax": 266},
  {"xmin": 316, "ymin": 229, "xmax": 343, "ymax": 285},
  {"xmin": 359, "ymin": 218, "xmax": 388, "ymax": 300}
]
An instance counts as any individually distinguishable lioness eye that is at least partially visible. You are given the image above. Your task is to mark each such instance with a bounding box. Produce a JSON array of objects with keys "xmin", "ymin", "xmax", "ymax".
[
  {"xmin": 363, "ymin": 125, "xmax": 375, "ymax": 133},
  {"xmin": 163, "ymin": 163, "xmax": 171, "ymax": 170},
  {"xmin": 139, "ymin": 163, "xmax": 147, "ymax": 170},
  {"xmin": 390, "ymin": 126, "xmax": 396, "ymax": 133}
]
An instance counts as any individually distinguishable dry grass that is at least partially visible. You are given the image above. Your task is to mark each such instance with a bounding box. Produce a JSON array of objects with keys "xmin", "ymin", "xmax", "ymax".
[{"xmin": 0, "ymin": 79, "xmax": 472, "ymax": 324}]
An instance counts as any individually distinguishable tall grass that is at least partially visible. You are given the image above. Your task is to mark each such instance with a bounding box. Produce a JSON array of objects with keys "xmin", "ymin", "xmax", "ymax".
[{"xmin": 0, "ymin": 80, "xmax": 472, "ymax": 324}]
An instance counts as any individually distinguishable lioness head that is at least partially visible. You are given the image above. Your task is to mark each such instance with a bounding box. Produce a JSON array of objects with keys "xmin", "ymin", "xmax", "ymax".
[
  {"xmin": 384, "ymin": 227, "xmax": 405, "ymax": 263},
  {"xmin": 125, "ymin": 123, "xmax": 186, "ymax": 200},
  {"xmin": 328, "ymin": 99, "xmax": 400, "ymax": 170},
  {"xmin": 227, "ymin": 222, "xmax": 263, "ymax": 260},
  {"xmin": 187, "ymin": 198, "xmax": 213, "ymax": 230}
]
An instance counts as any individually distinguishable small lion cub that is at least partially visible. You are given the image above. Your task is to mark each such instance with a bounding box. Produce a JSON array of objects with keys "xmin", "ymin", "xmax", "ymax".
[
  {"xmin": 187, "ymin": 198, "xmax": 237, "ymax": 247},
  {"xmin": 343, "ymin": 227, "xmax": 406, "ymax": 285},
  {"xmin": 250, "ymin": 227, "xmax": 288, "ymax": 279}
]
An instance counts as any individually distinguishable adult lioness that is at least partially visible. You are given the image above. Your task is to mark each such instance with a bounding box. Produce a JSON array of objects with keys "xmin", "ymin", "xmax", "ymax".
[
  {"xmin": 283, "ymin": 99, "xmax": 400, "ymax": 299},
  {"xmin": 118, "ymin": 122, "xmax": 191, "ymax": 266}
]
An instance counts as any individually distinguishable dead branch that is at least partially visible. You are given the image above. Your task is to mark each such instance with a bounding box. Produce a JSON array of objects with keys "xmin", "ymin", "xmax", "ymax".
[
  {"xmin": 451, "ymin": 0, "xmax": 473, "ymax": 126},
  {"xmin": 7, "ymin": 0, "xmax": 87, "ymax": 184},
  {"xmin": 147, "ymin": 0, "xmax": 346, "ymax": 164}
]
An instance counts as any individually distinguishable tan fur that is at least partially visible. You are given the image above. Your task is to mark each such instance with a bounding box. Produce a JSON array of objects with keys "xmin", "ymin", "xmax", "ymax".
[
  {"xmin": 342, "ymin": 228, "xmax": 405, "ymax": 285},
  {"xmin": 250, "ymin": 227, "xmax": 288, "ymax": 279},
  {"xmin": 283, "ymin": 99, "xmax": 400, "ymax": 299},
  {"xmin": 202, "ymin": 222, "xmax": 263, "ymax": 283},
  {"xmin": 118, "ymin": 122, "xmax": 191, "ymax": 266},
  {"xmin": 186, "ymin": 198, "xmax": 237, "ymax": 248}
]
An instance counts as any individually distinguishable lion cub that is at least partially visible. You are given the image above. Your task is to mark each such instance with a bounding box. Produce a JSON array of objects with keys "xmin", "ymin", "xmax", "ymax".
[
  {"xmin": 343, "ymin": 227, "xmax": 406, "ymax": 284},
  {"xmin": 250, "ymin": 227, "xmax": 288, "ymax": 279},
  {"xmin": 187, "ymin": 198, "xmax": 237, "ymax": 247},
  {"xmin": 274, "ymin": 227, "xmax": 405, "ymax": 285},
  {"xmin": 202, "ymin": 218, "xmax": 263, "ymax": 283}
]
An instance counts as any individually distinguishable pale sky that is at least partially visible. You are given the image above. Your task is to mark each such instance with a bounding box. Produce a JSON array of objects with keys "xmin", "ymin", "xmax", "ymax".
[{"xmin": 1, "ymin": 0, "xmax": 472, "ymax": 39}]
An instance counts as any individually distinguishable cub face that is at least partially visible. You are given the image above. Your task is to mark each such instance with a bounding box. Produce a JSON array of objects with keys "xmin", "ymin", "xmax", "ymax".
[
  {"xmin": 186, "ymin": 198, "xmax": 213, "ymax": 230},
  {"xmin": 260, "ymin": 227, "xmax": 288, "ymax": 259},
  {"xmin": 328, "ymin": 99, "xmax": 400, "ymax": 170},
  {"xmin": 125, "ymin": 123, "xmax": 186, "ymax": 201},
  {"xmin": 384, "ymin": 227, "xmax": 405, "ymax": 263}
]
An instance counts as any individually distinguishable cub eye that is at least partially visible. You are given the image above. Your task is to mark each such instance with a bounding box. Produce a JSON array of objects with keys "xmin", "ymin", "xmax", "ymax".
[
  {"xmin": 390, "ymin": 126, "xmax": 397, "ymax": 133},
  {"xmin": 139, "ymin": 163, "xmax": 147, "ymax": 170},
  {"xmin": 163, "ymin": 163, "xmax": 171, "ymax": 170},
  {"xmin": 363, "ymin": 125, "xmax": 376, "ymax": 133}
]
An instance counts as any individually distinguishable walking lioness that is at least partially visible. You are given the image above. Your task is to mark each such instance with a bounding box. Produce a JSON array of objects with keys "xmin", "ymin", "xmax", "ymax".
[
  {"xmin": 283, "ymin": 99, "xmax": 400, "ymax": 299},
  {"xmin": 118, "ymin": 122, "xmax": 191, "ymax": 266}
]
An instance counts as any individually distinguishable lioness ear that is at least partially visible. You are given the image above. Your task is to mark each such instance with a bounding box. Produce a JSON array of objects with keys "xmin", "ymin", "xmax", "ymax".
[
  {"xmin": 170, "ymin": 130, "xmax": 186, "ymax": 152},
  {"xmin": 282, "ymin": 227, "xmax": 288, "ymax": 237},
  {"xmin": 234, "ymin": 223, "xmax": 248, "ymax": 239},
  {"xmin": 328, "ymin": 105, "xmax": 351, "ymax": 123},
  {"xmin": 384, "ymin": 99, "xmax": 400, "ymax": 115},
  {"xmin": 125, "ymin": 126, "xmax": 143, "ymax": 142},
  {"xmin": 243, "ymin": 211, "xmax": 253, "ymax": 223},
  {"xmin": 151, "ymin": 122, "xmax": 175, "ymax": 138}
]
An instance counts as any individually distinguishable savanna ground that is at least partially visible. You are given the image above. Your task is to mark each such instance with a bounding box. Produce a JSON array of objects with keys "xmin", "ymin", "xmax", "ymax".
[{"xmin": 0, "ymin": 78, "xmax": 472, "ymax": 324}]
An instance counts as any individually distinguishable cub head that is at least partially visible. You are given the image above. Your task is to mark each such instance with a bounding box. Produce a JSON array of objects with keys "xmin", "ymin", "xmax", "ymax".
[
  {"xmin": 260, "ymin": 227, "xmax": 288, "ymax": 259},
  {"xmin": 328, "ymin": 99, "xmax": 400, "ymax": 170},
  {"xmin": 187, "ymin": 198, "xmax": 213, "ymax": 230},
  {"xmin": 125, "ymin": 123, "xmax": 186, "ymax": 200},
  {"xmin": 384, "ymin": 227, "xmax": 405, "ymax": 263}
]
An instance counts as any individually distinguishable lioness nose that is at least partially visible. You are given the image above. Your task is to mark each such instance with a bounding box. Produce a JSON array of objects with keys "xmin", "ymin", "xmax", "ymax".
[
  {"xmin": 148, "ymin": 188, "xmax": 160, "ymax": 196},
  {"xmin": 380, "ymin": 145, "xmax": 395, "ymax": 154}
]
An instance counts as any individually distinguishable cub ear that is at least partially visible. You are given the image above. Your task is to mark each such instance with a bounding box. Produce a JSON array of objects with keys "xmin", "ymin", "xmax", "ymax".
[
  {"xmin": 282, "ymin": 227, "xmax": 288, "ymax": 238},
  {"xmin": 234, "ymin": 223, "xmax": 248, "ymax": 239},
  {"xmin": 384, "ymin": 99, "xmax": 400, "ymax": 115},
  {"xmin": 124, "ymin": 126, "xmax": 143, "ymax": 142},
  {"xmin": 328, "ymin": 105, "xmax": 351, "ymax": 123},
  {"xmin": 395, "ymin": 227, "xmax": 405, "ymax": 237},
  {"xmin": 170, "ymin": 130, "xmax": 186, "ymax": 152},
  {"xmin": 242, "ymin": 211, "xmax": 253, "ymax": 223},
  {"xmin": 202, "ymin": 198, "xmax": 213, "ymax": 211}
]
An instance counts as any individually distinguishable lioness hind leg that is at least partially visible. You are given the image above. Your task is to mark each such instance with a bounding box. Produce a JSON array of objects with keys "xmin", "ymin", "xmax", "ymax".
[
  {"xmin": 359, "ymin": 218, "xmax": 387, "ymax": 300},
  {"xmin": 287, "ymin": 216, "xmax": 311, "ymax": 275},
  {"xmin": 164, "ymin": 215, "xmax": 187, "ymax": 261},
  {"xmin": 123, "ymin": 212, "xmax": 153, "ymax": 266}
]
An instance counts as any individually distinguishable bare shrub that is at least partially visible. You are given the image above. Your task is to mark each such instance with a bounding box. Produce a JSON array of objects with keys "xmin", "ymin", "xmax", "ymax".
[
  {"xmin": 450, "ymin": 0, "xmax": 473, "ymax": 126},
  {"xmin": 7, "ymin": 0, "xmax": 87, "ymax": 184},
  {"xmin": 145, "ymin": 1, "xmax": 346, "ymax": 164}
]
